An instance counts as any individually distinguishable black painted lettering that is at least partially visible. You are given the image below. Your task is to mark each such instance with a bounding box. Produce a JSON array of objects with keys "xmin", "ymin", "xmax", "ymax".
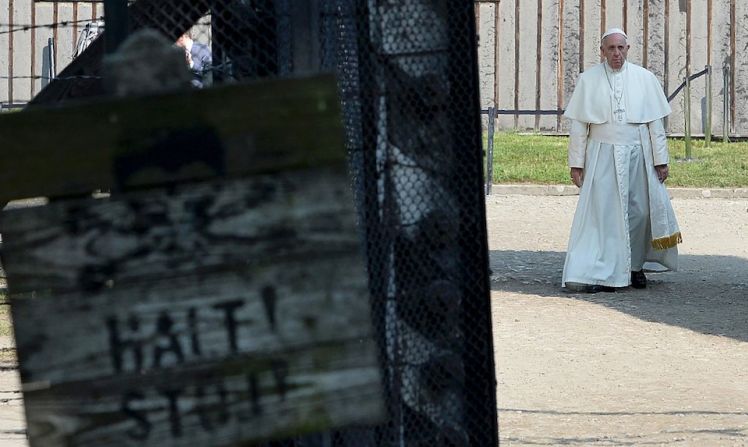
[
  {"xmin": 195, "ymin": 379, "xmax": 230, "ymax": 431},
  {"xmin": 237, "ymin": 372, "xmax": 262, "ymax": 422},
  {"xmin": 261, "ymin": 286, "xmax": 278, "ymax": 331},
  {"xmin": 248, "ymin": 372, "xmax": 262, "ymax": 416},
  {"xmin": 212, "ymin": 300, "xmax": 244, "ymax": 354},
  {"xmin": 188, "ymin": 308, "xmax": 202, "ymax": 356},
  {"xmin": 271, "ymin": 359, "xmax": 289, "ymax": 401},
  {"xmin": 160, "ymin": 388, "xmax": 184, "ymax": 437},
  {"xmin": 153, "ymin": 311, "xmax": 185, "ymax": 368},
  {"xmin": 106, "ymin": 314, "xmax": 143, "ymax": 373},
  {"xmin": 122, "ymin": 391, "xmax": 151, "ymax": 440}
]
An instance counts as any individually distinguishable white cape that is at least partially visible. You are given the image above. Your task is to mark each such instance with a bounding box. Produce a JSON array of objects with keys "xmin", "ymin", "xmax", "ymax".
[{"xmin": 564, "ymin": 62, "xmax": 671, "ymax": 124}]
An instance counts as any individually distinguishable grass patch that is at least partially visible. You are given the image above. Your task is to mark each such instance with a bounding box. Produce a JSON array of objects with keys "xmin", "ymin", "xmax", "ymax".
[{"xmin": 488, "ymin": 132, "xmax": 748, "ymax": 188}]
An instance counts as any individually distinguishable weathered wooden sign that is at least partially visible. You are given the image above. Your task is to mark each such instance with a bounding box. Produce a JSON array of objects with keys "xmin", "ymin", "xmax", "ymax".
[
  {"xmin": 0, "ymin": 76, "xmax": 384, "ymax": 447},
  {"xmin": 0, "ymin": 76, "xmax": 344, "ymax": 204}
]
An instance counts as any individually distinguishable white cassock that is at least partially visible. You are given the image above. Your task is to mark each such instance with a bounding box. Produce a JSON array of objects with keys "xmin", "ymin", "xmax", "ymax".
[{"xmin": 562, "ymin": 60, "xmax": 682, "ymax": 288}]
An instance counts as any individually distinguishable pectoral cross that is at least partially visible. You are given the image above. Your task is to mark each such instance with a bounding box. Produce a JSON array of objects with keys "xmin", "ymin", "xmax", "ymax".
[{"xmin": 614, "ymin": 107, "xmax": 625, "ymax": 122}]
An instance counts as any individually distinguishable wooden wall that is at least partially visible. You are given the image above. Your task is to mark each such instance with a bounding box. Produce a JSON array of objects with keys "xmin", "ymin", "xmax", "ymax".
[
  {"xmin": 476, "ymin": 0, "xmax": 743, "ymax": 137},
  {"xmin": 0, "ymin": 1, "xmax": 210, "ymax": 109},
  {"xmin": 2, "ymin": 1, "xmax": 743, "ymax": 136},
  {"xmin": 0, "ymin": 2, "xmax": 102, "ymax": 106}
]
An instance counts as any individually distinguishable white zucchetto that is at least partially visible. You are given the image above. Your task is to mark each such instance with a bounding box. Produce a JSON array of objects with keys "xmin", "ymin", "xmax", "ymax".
[{"xmin": 601, "ymin": 28, "xmax": 627, "ymax": 43}]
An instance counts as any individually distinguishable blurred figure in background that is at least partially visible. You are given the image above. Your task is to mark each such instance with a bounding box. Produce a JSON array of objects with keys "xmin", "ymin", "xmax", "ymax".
[
  {"xmin": 176, "ymin": 31, "xmax": 212, "ymax": 87},
  {"xmin": 73, "ymin": 20, "xmax": 105, "ymax": 59}
]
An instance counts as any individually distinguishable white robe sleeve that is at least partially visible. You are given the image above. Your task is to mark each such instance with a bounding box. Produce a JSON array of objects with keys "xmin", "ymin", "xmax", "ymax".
[
  {"xmin": 568, "ymin": 119, "xmax": 589, "ymax": 168},
  {"xmin": 648, "ymin": 118, "xmax": 669, "ymax": 166}
]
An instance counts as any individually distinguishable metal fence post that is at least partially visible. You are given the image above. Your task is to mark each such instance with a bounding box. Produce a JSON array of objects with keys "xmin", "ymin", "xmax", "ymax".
[
  {"xmin": 48, "ymin": 37, "xmax": 56, "ymax": 80},
  {"xmin": 684, "ymin": 73, "xmax": 692, "ymax": 160},
  {"xmin": 723, "ymin": 67, "xmax": 730, "ymax": 143},
  {"xmin": 705, "ymin": 65, "xmax": 712, "ymax": 148},
  {"xmin": 104, "ymin": 0, "xmax": 129, "ymax": 53},
  {"xmin": 485, "ymin": 106, "xmax": 496, "ymax": 195}
]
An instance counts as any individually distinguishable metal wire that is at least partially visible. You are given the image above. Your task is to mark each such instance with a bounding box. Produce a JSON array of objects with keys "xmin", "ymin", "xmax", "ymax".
[
  {"xmin": 0, "ymin": 17, "xmax": 105, "ymax": 36},
  {"xmin": 0, "ymin": 75, "xmax": 103, "ymax": 81}
]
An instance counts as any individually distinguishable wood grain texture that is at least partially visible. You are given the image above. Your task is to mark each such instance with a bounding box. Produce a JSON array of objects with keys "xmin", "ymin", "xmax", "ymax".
[
  {"xmin": 11, "ymin": 0, "xmax": 32, "ymax": 103},
  {"xmin": 56, "ymin": 3, "xmax": 75, "ymax": 80},
  {"xmin": 667, "ymin": 0, "xmax": 686, "ymax": 134},
  {"xmin": 1, "ymin": 168, "xmax": 357, "ymax": 294},
  {"xmin": 539, "ymin": 0, "xmax": 560, "ymax": 131},
  {"xmin": 625, "ymin": 0, "xmax": 645, "ymax": 66},
  {"xmin": 496, "ymin": 0, "xmax": 516, "ymax": 129},
  {"xmin": 0, "ymin": 75, "xmax": 344, "ymax": 202},
  {"xmin": 517, "ymin": 0, "xmax": 538, "ymax": 129},
  {"xmin": 32, "ymin": 2, "xmax": 55, "ymax": 95},
  {"xmin": 12, "ymin": 259, "xmax": 373, "ymax": 384},
  {"xmin": 691, "ymin": 0, "xmax": 709, "ymax": 134},
  {"xmin": 0, "ymin": 2, "xmax": 9, "ymax": 102},
  {"xmin": 1, "ymin": 167, "xmax": 384, "ymax": 446},
  {"xmin": 13, "ymin": 267, "xmax": 382, "ymax": 447},
  {"xmin": 560, "ymin": 0, "xmax": 581, "ymax": 133},
  {"xmin": 734, "ymin": 0, "xmax": 748, "ymax": 134},
  {"xmin": 583, "ymin": 0, "xmax": 603, "ymax": 70},
  {"xmin": 711, "ymin": 0, "xmax": 731, "ymax": 138},
  {"xmin": 647, "ymin": 0, "xmax": 668, "ymax": 85},
  {"xmin": 605, "ymin": 0, "xmax": 623, "ymax": 34},
  {"xmin": 21, "ymin": 341, "xmax": 382, "ymax": 447},
  {"xmin": 478, "ymin": 3, "xmax": 497, "ymax": 110}
]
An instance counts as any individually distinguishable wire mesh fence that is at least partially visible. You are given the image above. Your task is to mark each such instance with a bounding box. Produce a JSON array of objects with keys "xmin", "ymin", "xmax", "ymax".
[{"xmin": 18, "ymin": 1, "xmax": 498, "ymax": 445}]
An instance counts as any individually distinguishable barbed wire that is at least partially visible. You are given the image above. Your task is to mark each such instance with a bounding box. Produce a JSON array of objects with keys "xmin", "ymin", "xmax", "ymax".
[
  {"xmin": 0, "ymin": 75, "xmax": 103, "ymax": 81},
  {"xmin": 0, "ymin": 63, "xmax": 232, "ymax": 84},
  {"xmin": 0, "ymin": 19, "xmax": 216, "ymax": 37},
  {"xmin": 0, "ymin": 17, "xmax": 105, "ymax": 36}
]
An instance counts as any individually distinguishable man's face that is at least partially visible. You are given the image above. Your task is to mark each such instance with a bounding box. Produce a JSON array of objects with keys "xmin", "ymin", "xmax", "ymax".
[{"xmin": 601, "ymin": 34, "xmax": 629, "ymax": 70}]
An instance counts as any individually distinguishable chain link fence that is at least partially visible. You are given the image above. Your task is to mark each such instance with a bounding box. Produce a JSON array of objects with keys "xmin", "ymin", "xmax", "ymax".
[{"xmin": 31, "ymin": 1, "xmax": 498, "ymax": 445}]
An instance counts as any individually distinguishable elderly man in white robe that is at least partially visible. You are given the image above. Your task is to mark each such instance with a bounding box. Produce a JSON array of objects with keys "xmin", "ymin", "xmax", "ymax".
[{"xmin": 562, "ymin": 28, "xmax": 682, "ymax": 293}]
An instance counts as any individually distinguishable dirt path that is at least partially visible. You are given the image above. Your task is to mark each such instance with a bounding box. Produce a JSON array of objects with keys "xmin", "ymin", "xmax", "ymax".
[{"xmin": 488, "ymin": 194, "xmax": 748, "ymax": 446}]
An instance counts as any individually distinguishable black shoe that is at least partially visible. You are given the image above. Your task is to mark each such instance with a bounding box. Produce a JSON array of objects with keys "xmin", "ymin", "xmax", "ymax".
[
  {"xmin": 631, "ymin": 270, "xmax": 647, "ymax": 289},
  {"xmin": 565, "ymin": 283, "xmax": 616, "ymax": 294}
]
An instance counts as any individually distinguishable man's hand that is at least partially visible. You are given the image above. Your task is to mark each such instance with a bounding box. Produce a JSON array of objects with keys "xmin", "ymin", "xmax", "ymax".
[
  {"xmin": 570, "ymin": 167, "xmax": 584, "ymax": 188},
  {"xmin": 655, "ymin": 164, "xmax": 669, "ymax": 183}
]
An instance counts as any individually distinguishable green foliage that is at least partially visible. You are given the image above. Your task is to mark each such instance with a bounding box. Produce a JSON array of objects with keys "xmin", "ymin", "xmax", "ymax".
[
  {"xmin": 667, "ymin": 139, "xmax": 748, "ymax": 187},
  {"xmin": 487, "ymin": 132, "xmax": 569, "ymax": 184},
  {"xmin": 488, "ymin": 132, "xmax": 748, "ymax": 188}
]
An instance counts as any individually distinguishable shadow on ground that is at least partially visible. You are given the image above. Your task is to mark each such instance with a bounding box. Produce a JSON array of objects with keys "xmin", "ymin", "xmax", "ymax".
[{"xmin": 489, "ymin": 250, "xmax": 748, "ymax": 342}]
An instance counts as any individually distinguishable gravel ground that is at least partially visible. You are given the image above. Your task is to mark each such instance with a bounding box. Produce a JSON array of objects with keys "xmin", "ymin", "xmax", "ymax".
[{"xmin": 488, "ymin": 193, "xmax": 748, "ymax": 446}]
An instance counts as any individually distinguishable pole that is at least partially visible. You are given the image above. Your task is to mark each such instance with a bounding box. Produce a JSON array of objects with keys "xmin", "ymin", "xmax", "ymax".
[
  {"xmin": 485, "ymin": 107, "xmax": 496, "ymax": 195},
  {"xmin": 104, "ymin": 0, "xmax": 129, "ymax": 54},
  {"xmin": 705, "ymin": 65, "xmax": 712, "ymax": 148},
  {"xmin": 723, "ymin": 67, "xmax": 729, "ymax": 143},
  {"xmin": 684, "ymin": 73, "xmax": 692, "ymax": 160},
  {"xmin": 48, "ymin": 37, "xmax": 56, "ymax": 79}
]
